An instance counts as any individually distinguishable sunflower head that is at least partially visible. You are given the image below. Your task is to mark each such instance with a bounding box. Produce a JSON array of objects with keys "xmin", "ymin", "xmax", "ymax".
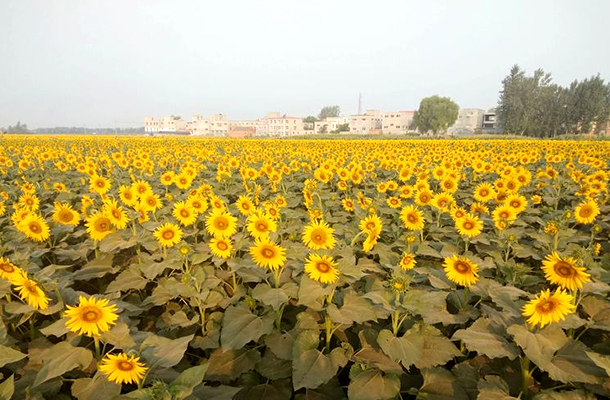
[
  {"xmin": 522, "ymin": 288, "xmax": 576, "ymax": 328},
  {"xmin": 65, "ymin": 295, "xmax": 118, "ymax": 337},
  {"xmin": 443, "ymin": 255, "xmax": 479, "ymax": 287},
  {"xmin": 304, "ymin": 254, "xmax": 340, "ymax": 285},
  {"xmin": 99, "ymin": 353, "xmax": 148, "ymax": 385}
]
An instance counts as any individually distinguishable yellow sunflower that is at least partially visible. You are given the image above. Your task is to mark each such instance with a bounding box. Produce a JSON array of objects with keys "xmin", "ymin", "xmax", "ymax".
[
  {"xmin": 140, "ymin": 193, "xmax": 162, "ymax": 213},
  {"xmin": 89, "ymin": 175, "xmax": 111, "ymax": 195},
  {"xmin": 249, "ymin": 238, "xmax": 286, "ymax": 270},
  {"xmin": 400, "ymin": 205, "xmax": 425, "ymax": 231},
  {"xmin": 205, "ymin": 209, "xmax": 238, "ymax": 238},
  {"xmin": 302, "ymin": 220, "xmax": 336, "ymax": 250},
  {"xmin": 399, "ymin": 252, "xmax": 416, "ymax": 270},
  {"xmin": 22, "ymin": 214, "xmax": 51, "ymax": 242},
  {"xmin": 99, "ymin": 353, "xmax": 148, "ymax": 385},
  {"xmin": 86, "ymin": 211, "xmax": 114, "ymax": 241},
  {"xmin": 186, "ymin": 194, "xmax": 208, "ymax": 215},
  {"xmin": 236, "ymin": 195, "xmax": 255, "ymax": 216},
  {"xmin": 455, "ymin": 213, "xmax": 483, "ymax": 237},
  {"xmin": 504, "ymin": 194, "xmax": 528, "ymax": 214},
  {"xmin": 173, "ymin": 201, "xmax": 197, "ymax": 226},
  {"xmin": 522, "ymin": 288, "xmax": 576, "ymax": 328},
  {"xmin": 341, "ymin": 198, "xmax": 355, "ymax": 212},
  {"xmin": 247, "ymin": 211, "xmax": 277, "ymax": 239},
  {"xmin": 12, "ymin": 272, "xmax": 50, "ymax": 310},
  {"xmin": 52, "ymin": 202, "xmax": 81, "ymax": 226},
  {"xmin": 18, "ymin": 193, "xmax": 40, "ymax": 211},
  {"xmin": 304, "ymin": 254, "xmax": 340, "ymax": 284},
  {"xmin": 443, "ymin": 255, "xmax": 479, "ymax": 287},
  {"xmin": 65, "ymin": 295, "xmax": 118, "ymax": 337},
  {"xmin": 359, "ymin": 214, "xmax": 382, "ymax": 235},
  {"xmin": 492, "ymin": 205, "xmax": 517, "ymax": 230},
  {"xmin": 574, "ymin": 199, "xmax": 600, "ymax": 224},
  {"xmin": 473, "ymin": 183, "xmax": 496, "ymax": 203},
  {"xmin": 153, "ymin": 223, "xmax": 183, "ymax": 248},
  {"xmin": 541, "ymin": 252, "xmax": 591, "ymax": 291},
  {"xmin": 0, "ymin": 257, "xmax": 24, "ymax": 284},
  {"xmin": 431, "ymin": 192, "xmax": 454, "ymax": 212},
  {"xmin": 103, "ymin": 199, "xmax": 130, "ymax": 229},
  {"xmin": 210, "ymin": 237, "xmax": 233, "ymax": 259},
  {"xmin": 118, "ymin": 185, "xmax": 137, "ymax": 207}
]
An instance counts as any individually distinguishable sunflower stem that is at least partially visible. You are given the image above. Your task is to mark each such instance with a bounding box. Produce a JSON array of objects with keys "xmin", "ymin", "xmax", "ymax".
[
  {"xmin": 324, "ymin": 313, "xmax": 333, "ymax": 354},
  {"xmin": 464, "ymin": 240, "xmax": 469, "ymax": 254},
  {"xmin": 93, "ymin": 336, "xmax": 101, "ymax": 359},
  {"xmin": 520, "ymin": 355, "xmax": 532, "ymax": 400},
  {"xmin": 463, "ymin": 287, "xmax": 469, "ymax": 308}
]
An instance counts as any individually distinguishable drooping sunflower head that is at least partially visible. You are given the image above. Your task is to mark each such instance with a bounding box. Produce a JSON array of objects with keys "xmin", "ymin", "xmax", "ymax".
[
  {"xmin": 443, "ymin": 255, "xmax": 479, "ymax": 287},
  {"xmin": 522, "ymin": 288, "xmax": 576, "ymax": 328},
  {"xmin": 302, "ymin": 220, "xmax": 336, "ymax": 250},
  {"xmin": 541, "ymin": 251, "xmax": 591, "ymax": 291},
  {"xmin": 304, "ymin": 254, "xmax": 340, "ymax": 285},
  {"xmin": 65, "ymin": 295, "xmax": 118, "ymax": 337}
]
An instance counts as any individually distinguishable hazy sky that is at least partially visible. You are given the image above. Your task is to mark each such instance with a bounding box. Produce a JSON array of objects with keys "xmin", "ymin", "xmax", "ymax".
[{"xmin": 1, "ymin": 0, "xmax": 609, "ymax": 128}]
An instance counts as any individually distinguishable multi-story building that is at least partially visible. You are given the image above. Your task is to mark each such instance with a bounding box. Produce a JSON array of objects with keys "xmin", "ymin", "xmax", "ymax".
[
  {"xmin": 481, "ymin": 110, "xmax": 499, "ymax": 132},
  {"xmin": 381, "ymin": 111, "xmax": 415, "ymax": 134},
  {"xmin": 189, "ymin": 115, "xmax": 210, "ymax": 136},
  {"xmin": 447, "ymin": 108, "xmax": 485, "ymax": 135},
  {"xmin": 349, "ymin": 110, "xmax": 382, "ymax": 134},
  {"xmin": 209, "ymin": 114, "xmax": 228, "ymax": 136},
  {"xmin": 314, "ymin": 117, "xmax": 349, "ymax": 134}
]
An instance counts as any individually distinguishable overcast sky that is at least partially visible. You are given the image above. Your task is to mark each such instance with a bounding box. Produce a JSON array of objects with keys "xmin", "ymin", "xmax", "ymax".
[{"xmin": 1, "ymin": 0, "xmax": 608, "ymax": 128}]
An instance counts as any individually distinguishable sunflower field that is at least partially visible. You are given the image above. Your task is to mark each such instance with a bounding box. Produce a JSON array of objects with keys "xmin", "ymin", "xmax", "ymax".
[{"xmin": 0, "ymin": 135, "xmax": 609, "ymax": 400}]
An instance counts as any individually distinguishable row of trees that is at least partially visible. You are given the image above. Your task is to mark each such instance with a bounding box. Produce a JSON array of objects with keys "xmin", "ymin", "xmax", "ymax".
[
  {"xmin": 498, "ymin": 65, "xmax": 610, "ymax": 136},
  {"xmin": 1, "ymin": 121, "xmax": 30, "ymax": 134}
]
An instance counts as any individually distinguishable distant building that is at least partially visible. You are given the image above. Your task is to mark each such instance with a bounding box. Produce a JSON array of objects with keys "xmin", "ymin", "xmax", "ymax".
[
  {"xmin": 314, "ymin": 117, "xmax": 349, "ymax": 133},
  {"xmin": 349, "ymin": 110, "xmax": 381, "ymax": 134},
  {"xmin": 228, "ymin": 126, "xmax": 256, "ymax": 138},
  {"xmin": 447, "ymin": 108, "xmax": 485, "ymax": 135},
  {"xmin": 144, "ymin": 116, "xmax": 189, "ymax": 134},
  {"xmin": 259, "ymin": 112, "xmax": 304, "ymax": 136},
  {"xmin": 481, "ymin": 110, "xmax": 499, "ymax": 133},
  {"xmin": 381, "ymin": 111, "xmax": 415, "ymax": 134}
]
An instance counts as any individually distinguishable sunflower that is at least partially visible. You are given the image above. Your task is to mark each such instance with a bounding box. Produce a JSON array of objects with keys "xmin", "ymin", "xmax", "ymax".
[
  {"xmin": 574, "ymin": 200, "xmax": 600, "ymax": 224},
  {"xmin": 99, "ymin": 353, "xmax": 148, "ymax": 385},
  {"xmin": 103, "ymin": 199, "xmax": 130, "ymax": 229},
  {"xmin": 89, "ymin": 175, "xmax": 111, "ymax": 195},
  {"xmin": 275, "ymin": 195, "xmax": 287, "ymax": 208},
  {"xmin": 473, "ymin": 183, "xmax": 496, "ymax": 203},
  {"xmin": 431, "ymin": 192, "xmax": 454, "ymax": 212},
  {"xmin": 443, "ymin": 255, "xmax": 479, "ymax": 286},
  {"xmin": 174, "ymin": 173, "xmax": 193, "ymax": 190},
  {"xmin": 86, "ymin": 211, "xmax": 113, "ymax": 241},
  {"xmin": 132, "ymin": 180, "xmax": 152, "ymax": 198},
  {"xmin": 118, "ymin": 185, "xmax": 137, "ymax": 207},
  {"xmin": 65, "ymin": 295, "xmax": 118, "ymax": 337},
  {"xmin": 236, "ymin": 195, "xmax": 255, "ymax": 216},
  {"xmin": 400, "ymin": 205, "xmax": 425, "ymax": 231},
  {"xmin": 362, "ymin": 230, "xmax": 380, "ymax": 252},
  {"xmin": 153, "ymin": 223, "xmax": 183, "ymax": 248},
  {"xmin": 341, "ymin": 198, "xmax": 355, "ymax": 212},
  {"xmin": 492, "ymin": 205, "xmax": 517, "ymax": 230},
  {"xmin": 0, "ymin": 257, "xmax": 24, "ymax": 284},
  {"xmin": 186, "ymin": 195, "xmax": 208, "ymax": 215},
  {"xmin": 140, "ymin": 193, "xmax": 162, "ymax": 213},
  {"xmin": 386, "ymin": 196, "xmax": 402, "ymax": 209},
  {"xmin": 52, "ymin": 202, "xmax": 81, "ymax": 226},
  {"xmin": 264, "ymin": 202, "xmax": 280, "ymax": 220},
  {"xmin": 399, "ymin": 252, "xmax": 416, "ymax": 270},
  {"xmin": 247, "ymin": 211, "xmax": 277, "ymax": 239},
  {"xmin": 22, "ymin": 214, "xmax": 51, "ymax": 242},
  {"xmin": 302, "ymin": 220, "xmax": 336, "ymax": 250},
  {"xmin": 205, "ymin": 209, "xmax": 238, "ymax": 238},
  {"xmin": 173, "ymin": 201, "xmax": 197, "ymax": 226},
  {"xmin": 210, "ymin": 237, "xmax": 233, "ymax": 258},
  {"xmin": 18, "ymin": 193, "xmax": 40, "ymax": 211},
  {"xmin": 504, "ymin": 194, "xmax": 528, "ymax": 214},
  {"xmin": 541, "ymin": 252, "xmax": 591, "ymax": 291},
  {"xmin": 522, "ymin": 288, "xmax": 576, "ymax": 328},
  {"xmin": 455, "ymin": 213, "xmax": 483, "ymax": 237},
  {"xmin": 304, "ymin": 254, "xmax": 340, "ymax": 284},
  {"xmin": 160, "ymin": 171, "xmax": 175, "ymax": 186},
  {"xmin": 359, "ymin": 214, "xmax": 382, "ymax": 235},
  {"xmin": 12, "ymin": 272, "xmax": 50, "ymax": 310},
  {"xmin": 414, "ymin": 190, "xmax": 433, "ymax": 206},
  {"xmin": 249, "ymin": 238, "xmax": 286, "ymax": 270}
]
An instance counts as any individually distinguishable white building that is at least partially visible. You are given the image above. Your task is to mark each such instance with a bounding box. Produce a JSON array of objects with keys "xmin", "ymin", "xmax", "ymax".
[
  {"xmin": 349, "ymin": 110, "xmax": 382, "ymax": 134},
  {"xmin": 314, "ymin": 117, "xmax": 349, "ymax": 133},
  {"xmin": 447, "ymin": 108, "xmax": 485, "ymax": 135},
  {"xmin": 381, "ymin": 111, "xmax": 415, "ymax": 134}
]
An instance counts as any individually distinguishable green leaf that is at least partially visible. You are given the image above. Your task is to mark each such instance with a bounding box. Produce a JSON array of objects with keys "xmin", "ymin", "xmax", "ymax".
[
  {"xmin": 39, "ymin": 317, "xmax": 70, "ymax": 337},
  {"xmin": 532, "ymin": 390, "xmax": 598, "ymax": 400},
  {"xmin": 71, "ymin": 372, "xmax": 121, "ymax": 400},
  {"xmin": 476, "ymin": 375, "xmax": 518, "ymax": 400},
  {"xmin": 220, "ymin": 304, "xmax": 274, "ymax": 350},
  {"xmin": 71, "ymin": 254, "xmax": 118, "ymax": 281},
  {"xmin": 252, "ymin": 284, "xmax": 289, "ymax": 311},
  {"xmin": 292, "ymin": 331, "xmax": 347, "ymax": 390},
  {"xmin": 347, "ymin": 367, "xmax": 400, "ymax": 400},
  {"xmin": 100, "ymin": 322, "xmax": 135, "ymax": 350},
  {"xmin": 256, "ymin": 350, "xmax": 292, "ymax": 380},
  {"xmin": 581, "ymin": 295, "xmax": 610, "ymax": 331},
  {"xmin": 106, "ymin": 266, "xmax": 148, "ymax": 293},
  {"xmin": 327, "ymin": 291, "xmax": 381, "ymax": 326},
  {"xmin": 141, "ymin": 333, "xmax": 194, "ymax": 369},
  {"xmin": 406, "ymin": 322, "xmax": 461, "ymax": 369},
  {"xmin": 33, "ymin": 341, "xmax": 93, "ymax": 387},
  {"xmin": 169, "ymin": 363, "xmax": 209, "ymax": 400},
  {"xmin": 206, "ymin": 348, "xmax": 261, "ymax": 383},
  {"xmin": 544, "ymin": 341, "xmax": 606, "ymax": 384},
  {"xmin": 298, "ymin": 276, "xmax": 333, "ymax": 311},
  {"xmin": 452, "ymin": 318, "xmax": 520, "ymax": 360},
  {"xmin": 507, "ymin": 324, "xmax": 568, "ymax": 367},
  {"xmin": 0, "ymin": 344, "xmax": 26, "ymax": 367},
  {"xmin": 417, "ymin": 368, "xmax": 469, "ymax": 400},
  {"xmin": 192, "ymin": 385, "xmax": 241, "ymax": 400},
  {"xmin": 376, "ymin": 329, "xmax": 423, "ymax": 369},
  {"xmin": 586, "ymin": 351, "xmax": 610, "ymax": 376},
  {"xmin": 0, "ymin": 375, "xmax": 14, "ymax": 400}
]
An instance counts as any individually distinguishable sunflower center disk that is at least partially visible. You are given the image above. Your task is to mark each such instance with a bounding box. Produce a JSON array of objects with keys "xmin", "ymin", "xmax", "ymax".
[{"xmin": 316, "ymin": 262, "xmax": 330, "ymax": 273}]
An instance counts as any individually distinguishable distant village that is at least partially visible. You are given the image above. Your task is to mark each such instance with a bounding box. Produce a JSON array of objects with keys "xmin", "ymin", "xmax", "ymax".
[{"xmin": 144, "ymin": 108, "xmax": 499, "ymax": 138}]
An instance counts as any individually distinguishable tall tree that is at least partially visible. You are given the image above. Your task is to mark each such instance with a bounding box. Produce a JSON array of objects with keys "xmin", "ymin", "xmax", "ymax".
[
  {"xmin": 412, "ymin": 96, "xmax": 459, "ymax": 135},
  {"xmin": 318, "ymin": 106, "xmax": 340, "ymax": 120}
]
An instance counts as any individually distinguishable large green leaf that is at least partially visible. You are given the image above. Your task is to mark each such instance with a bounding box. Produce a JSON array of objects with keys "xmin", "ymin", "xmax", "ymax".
[
  {"xmin": 252, "ymin": 284, "xmax": 289, "ymax": 311},
  {"xmin": 297, "ymin": 276, "xmax": 333, "ymax": 311},
  {"xmin": 100, "ymin": 321, "xmax": 135, "ymax": 350},
  {"xmin": 507, "ymin": 324, "xmax": 568, "ymax": 367},
  {"xmin": 0, "ymin": 375, "xmax": 14, "ymax": 400},
  {"xmin": 581, "ymin": 295, "xmax": 610, "ymax": 331},
  {"xmin": 169, "ymin": 363, "xmax": 209, "ymax": 400},
  {"xmin": 532, "ymin": 390, "xmax": 598, "ymax": 400},
  {"xmin": 476, "ymin": 375, "xmax": 518, "ymax": 400},
  {"xmin": 206, "ymin": 348, "xmax": 261, "ymax": 383},
  {"xmin": 347, "ymin": 365, "xmax": 400, "ymax": 400},
  {"xmin": 141, "ymin": 333, "xmax": 194, "ymax": 369},
  {"xmin": 0, "ymin": 344, "xmax": 26, "ymax": 367},
  {"xmin": 376, "ymin": 329, "xmax": 423, "ymax": 369},
  {"xmin": 416, "ymin": 368, "xmax": 469, "ymax": 400},
  {"xmin": 220, "ymin": 304, "xmax": 274, "ymax": 350},
  {"xmin": 33, "ymin": 341, "xmax": 93, "ymax": 387},
  {"xmin": 327, "ymin": 291, "xmax": 382, "ymax": 326},
  {"xmin": 452, "ymin": 318, "xmax": 519, "ymax": 360},
  {"xmin": 71, "ymin": 372, "xmax": 121, "ymax": 400},
  {"xmin": 543, "ymin": 341, "xmax": 606, "ymax": 384},
  {"xmin": 405, "ymin": 322, "xmax": 461, "ymax": 369}
]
